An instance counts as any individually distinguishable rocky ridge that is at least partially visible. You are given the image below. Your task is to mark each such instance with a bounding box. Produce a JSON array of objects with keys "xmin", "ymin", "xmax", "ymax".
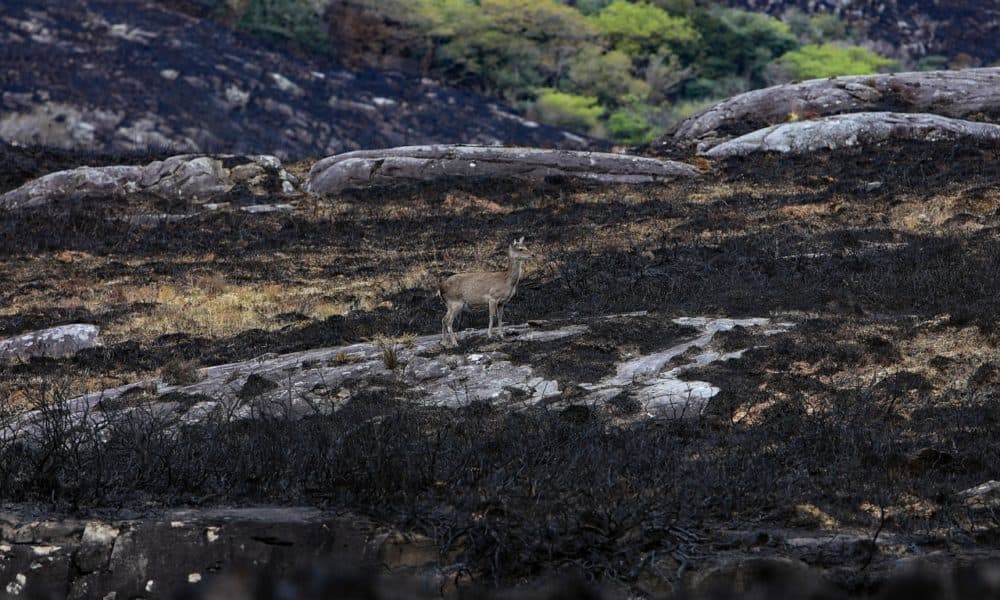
[{"xmin": 661, "ymin": 68, "xmax": 1000, "ymax": 154}]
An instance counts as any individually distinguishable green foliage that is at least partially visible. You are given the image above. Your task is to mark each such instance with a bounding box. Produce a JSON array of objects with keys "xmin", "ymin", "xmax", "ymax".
[
  {"xmin": 238, "ymin": 0, "xmax": 331, "ymax": 54},
  {"xmin": 531, "ymin": 89, "xmax": 604, "ymax": 133},
  {"xmin": 571, "ymin": 0, "xmax": 614, "ymax": 16},
  {"xmin": 783, "ymin": 8, "xmax": 850, "ymax": 44},
  {"xmin": 649, "ymin": 0, "xmax": 696, "ymax": 16},
  {"xmin": 204, "ymin": 0, "xmax": 916, "ymax": 143},
  {"xmin": 605, "ymin": 107, "xmax": 654, "ymax": 144},
  {"xmin": 915, "ymin": 55, "xmax": 949, "ymax": 71},
  {"xmin": 428, "ymin": 0, "xmax": 597, "ymax": 100},
  {"xmin": 591, "ymin": 1, "xmax": 700, "ymax": 59},
  {"xmin": 693, "ymin": 8, "xmax": 799, "ymax": 84},
  {"xmin": 775, "ymin": 43, "xmax": 896, "ymax": 79},
  {"xmin": 567, "ymin": 48, "xmax": 649, "ymax": 103},
  {"xmin": 682, "ymin": 75, "xmax": 748, "ymax": 100}
]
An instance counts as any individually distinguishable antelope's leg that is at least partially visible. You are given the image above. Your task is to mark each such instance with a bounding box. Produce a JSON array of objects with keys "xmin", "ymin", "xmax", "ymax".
[
  {"xmin": 444, "ymin": 301, "xmax": 461, "ymax": 347},
  {"xmin": 488, "ymin": 299, "xmax": 498, "ymax": 339}
]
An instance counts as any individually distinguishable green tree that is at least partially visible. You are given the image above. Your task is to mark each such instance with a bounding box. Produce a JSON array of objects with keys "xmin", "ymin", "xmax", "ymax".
[
  {"xmin": 649, "ymin": 0, "xmax": 696, "ymax": 16},
  {"xmin": 530, "ymin": 89, "xmax": 604, "ymax": 133},
  {"xmin": 567, "ymin": 47, "xmax": 649, "ymax": 104},
  {"xmin": 427, "ymin": 0, "xmax": 597, "ymax": 101},
  {"xmin": 591, "ymin": 1, "xmax": 700, "ymax": 59},
  {"xmin": 774, "ymin": 43, "xmax": 896, "ymax": 79},
  {"xmin": 570, "ymin": 0, "xmax": 614, "ymax": 16},
  {"xmin": 783, "ymin": 8, "xmax": 851, "ymax": 44},
  {"xmin": 691, "ymin": 8, "xmax": 798, "ymax": 87},
  {"xmin": 238, "ymin": 0, "xmax": 331, "ymax": 54},
  {"xmin": 605, "ymin": 107, "xmax": 654, "ymax": 144}
]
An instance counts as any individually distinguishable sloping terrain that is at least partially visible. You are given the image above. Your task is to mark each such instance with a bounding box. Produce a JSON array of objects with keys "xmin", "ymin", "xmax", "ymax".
[
  {"xmin": 726, "ymin": 0, "xmax": 1000, "ymax": 64},
  {"xmin": 0, "ymin": 0, "xmax": 599, "ymax": 160},
  {"xmin": 1, "ymin": 137, "xmax": 998, "ymax": 597}
]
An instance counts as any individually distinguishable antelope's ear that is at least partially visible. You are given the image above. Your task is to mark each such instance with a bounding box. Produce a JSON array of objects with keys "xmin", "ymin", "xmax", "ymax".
[{"xmin": 518, "ymin": 236, "xmax": 525, "ymax": 244}]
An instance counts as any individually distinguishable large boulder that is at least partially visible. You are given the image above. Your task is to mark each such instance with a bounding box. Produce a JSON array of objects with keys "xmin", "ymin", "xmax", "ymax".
[
  {"xmin": 702, "ymin": 112, "xmax": 1000, "ymax": 157},
  {"xmin": 0, "ymin": 154, "xmax": 297, "ymax": 210},
  {"xmin": 665, "ymin": 68, "xmax": 1000, "ymax": 151},
  {"xmin": 306, "ymin": 145, "xmax": 701, "ymax": 195}
]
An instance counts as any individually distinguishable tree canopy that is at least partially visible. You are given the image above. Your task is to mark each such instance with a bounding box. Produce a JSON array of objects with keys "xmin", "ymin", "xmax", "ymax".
[{"xmin": 216, "ymin": 0, "xmax": 902, "ymax": 144}]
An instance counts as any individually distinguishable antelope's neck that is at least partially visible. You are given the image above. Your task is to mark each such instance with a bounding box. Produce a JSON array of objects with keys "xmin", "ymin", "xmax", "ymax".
[{"xmin": 506, "ymin": 259, "xmax": 523, "ymax": 287}]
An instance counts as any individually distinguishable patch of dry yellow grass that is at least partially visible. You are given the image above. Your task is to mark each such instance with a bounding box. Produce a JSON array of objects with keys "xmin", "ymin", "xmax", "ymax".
[{"xmin": 116, "ymin": 276, "xmax": 352, "ymax": 341}]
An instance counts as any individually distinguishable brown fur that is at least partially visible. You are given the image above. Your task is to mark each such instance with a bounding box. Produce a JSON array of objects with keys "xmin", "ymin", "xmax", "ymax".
[{"xmin": 440, "ymin": 237, "xmax": 532, "ymax": 347}]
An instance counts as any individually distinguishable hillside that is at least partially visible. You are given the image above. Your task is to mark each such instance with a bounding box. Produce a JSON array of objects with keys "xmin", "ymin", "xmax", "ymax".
[
  {"xmin": 0, "ymin": 0, "xmax": 600, "ymax": 159},
  {"xmin": 1, "ymin": 135, "xmax": 998, "ymax": 598},
  {"xmin": 725, "ymin": 0, "xmax": 999, "ymax": 65},
  {"xmin": 1, "ymin": 1, "xmax": 999, "ymax": 598}
]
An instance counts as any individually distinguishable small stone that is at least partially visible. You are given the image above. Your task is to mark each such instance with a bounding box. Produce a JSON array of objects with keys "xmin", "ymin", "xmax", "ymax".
[
  {"xmin": 6, "ymin": 573, "xmax": 26, "ymax": 596},
  {"xmin": 0, "ymin": 324, "xmax": 101, "ymax": 360}
]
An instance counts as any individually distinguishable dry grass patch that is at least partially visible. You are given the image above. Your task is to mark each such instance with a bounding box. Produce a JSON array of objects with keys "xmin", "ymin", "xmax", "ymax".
[{"xmin": 91, "ymin": 274, "xmax": 358, "ymax": 342}]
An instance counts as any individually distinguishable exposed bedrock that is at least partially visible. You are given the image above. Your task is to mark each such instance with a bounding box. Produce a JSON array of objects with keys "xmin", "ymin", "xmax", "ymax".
[
  {"xmin": 665, "ymin": 68, "xmax": 1000, "ymax": 150},
  {"xmin": 0, "ymin": 154, "xmax": 297, "ymax": 210},
  {"xmin": 306, "ymin": 145, "xmax": 701, "ymax": 194},
  {"xmin": 4, "ymin": 314, "xmax": 789, "ymax": 443},
  {"xmin": 701, "ymin": 112, "xmax": 1000, "ymax": 157}
]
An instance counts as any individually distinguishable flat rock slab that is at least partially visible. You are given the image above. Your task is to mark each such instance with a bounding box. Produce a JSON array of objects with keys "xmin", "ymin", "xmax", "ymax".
[
  {"xmin": 3, "ymin": 315, "xmax": 792, "ymax": 443},
  {"xmin": 306, "ymin": 145, "xmax": 701, "ymax": 194},
  {"xmin": 0, "ymin": 506, "xmax": 375, "ymax": 599},
  {"xmin": 0, "ymin": 324, "xmax": 100, "ymax": 360},
  {"xmin": 579, "ymin": 317, "xmax": 793, "ymax": 419},
  {"xmin": 668, "ymin": 67, "xmax": 1000, "ymax": 148},
  {"xmin": 43, "ymin": 322, "xmax": 577, "ymax": 430},
  {"xmin": 702, "ymin": 112, "xmax": 1000, "ymax": 157},
  {"xmin": 0, "ymin": 154, "xmax": 297, "ymax": 210}
]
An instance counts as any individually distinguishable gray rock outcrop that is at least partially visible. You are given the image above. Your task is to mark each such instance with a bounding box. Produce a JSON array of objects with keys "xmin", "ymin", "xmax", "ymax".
[
  {"xmin": 0, "ymin": 154, "xmax": 297, "ymax": 210},
  {"xmin": 701, "ymin": 112, "xmax": 1000, "ymax": 157},
  {"xmin": 306, "ymin": 145, "xmax": 701, "ymax": 194},
  {"xmin": 4, "ymin": 315, "xmax": 788, "ymax": 443},
  {"xmin": 0, "ymin": 324, "xmax": 100, "ymax": 360},
  {"xmin": 667, "ymin": 68, "xmax": 1000, "ymax": 150}
]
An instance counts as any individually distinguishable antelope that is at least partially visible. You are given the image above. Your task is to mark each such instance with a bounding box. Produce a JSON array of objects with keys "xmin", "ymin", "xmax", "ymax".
[{"xmin": 439, "ymin": 237, "xmax": 533, "ymax": 347}]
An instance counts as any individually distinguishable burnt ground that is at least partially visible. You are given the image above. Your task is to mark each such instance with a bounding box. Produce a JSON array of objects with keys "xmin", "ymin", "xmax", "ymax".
[
  {"xmin": 1, "ymin": 139, "xmax": 999, "ymax": 596},
  {"xmin": 0, "ymin": 0, "xmax": 601, "ymax": 159}
]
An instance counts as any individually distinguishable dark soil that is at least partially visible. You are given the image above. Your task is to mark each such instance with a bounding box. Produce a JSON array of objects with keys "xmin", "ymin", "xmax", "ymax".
[{"xmin": 0, "ymin": 0, "xmax": 601, "ymax": 160}]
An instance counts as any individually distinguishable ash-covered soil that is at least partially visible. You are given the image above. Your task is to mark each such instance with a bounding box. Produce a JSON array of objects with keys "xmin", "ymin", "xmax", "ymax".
[
  {"xmin": 1, "ymin": 138, "xmax": 998, "ymax": 596},
  {"xmin": 0, "ymin": 0, "xmax": 599, "ymax": 159}
]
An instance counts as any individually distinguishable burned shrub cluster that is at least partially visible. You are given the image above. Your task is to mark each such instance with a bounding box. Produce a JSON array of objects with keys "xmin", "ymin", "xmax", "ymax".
[{"xmin": 2, "ymin": 379, "xmax": 998, "ymax": 589}]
